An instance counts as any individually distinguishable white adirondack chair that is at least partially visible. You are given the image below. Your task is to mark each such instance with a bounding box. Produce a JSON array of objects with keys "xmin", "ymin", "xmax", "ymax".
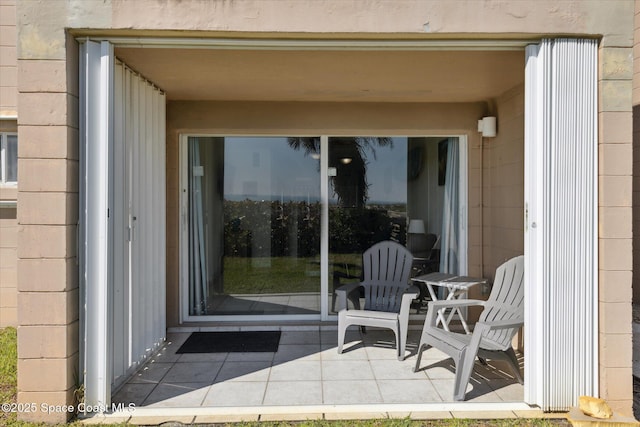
[
  {"xmin": 336, "ymin": 240, "xmax": 419, "ymax": 361},
  {"xmin": 413, "ymin": 255, "xmax": 525, "ymax": 400}
]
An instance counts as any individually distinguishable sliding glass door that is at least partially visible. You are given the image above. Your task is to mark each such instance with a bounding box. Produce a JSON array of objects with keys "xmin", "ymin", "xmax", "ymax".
[
  {"xmin": 181, "ymin": 135, "xmax": 466, "ymax": 320},
  {"xmin": 185, "ymin": 136, "xmax": 321, "ymax": 316}
]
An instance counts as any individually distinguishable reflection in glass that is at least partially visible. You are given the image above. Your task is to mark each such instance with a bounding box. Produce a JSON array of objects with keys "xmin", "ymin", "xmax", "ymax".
[
  {"xmin": 327, "ymin": 137, "xmax": 456, "ymax": 314},
  {"xmin": 187, "ymin": 136, "xmax": 321, "ymax": 316},
  {"xmin": 327, "ymin": 137, "xmax": 408, "ymax": 312},
  {"xmin": 186, "ymin": 135, "xmax": 459, "ymax": 318}
]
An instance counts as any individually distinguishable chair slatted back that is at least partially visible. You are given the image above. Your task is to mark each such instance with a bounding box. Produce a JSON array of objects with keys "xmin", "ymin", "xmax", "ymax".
[
  {"xmin": 361, "ymin": 241, "xmax": 413, "ymax": 313},
  {"xmin": 479, "ymin": 255, "xmax": 525, "ymax": 350}
]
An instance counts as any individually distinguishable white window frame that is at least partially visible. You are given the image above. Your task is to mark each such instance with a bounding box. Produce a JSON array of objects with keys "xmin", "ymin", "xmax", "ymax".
[{"xmin": 0, "ymin": 132, "xmax": 18, "ymax": 185}]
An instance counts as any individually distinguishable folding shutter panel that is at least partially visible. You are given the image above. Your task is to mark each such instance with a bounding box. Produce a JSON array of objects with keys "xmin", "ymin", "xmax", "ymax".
[{"xmin": 524, "ymin": 38, "xmax": 598, "ymax": 411}]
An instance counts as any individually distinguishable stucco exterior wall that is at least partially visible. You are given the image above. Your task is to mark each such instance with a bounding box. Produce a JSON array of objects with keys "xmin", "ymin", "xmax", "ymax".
[
  {"xmin": 0, "ymin": 0, "xmax": 17, "ymax": 118},
  {"xmin": 0, "ymin": 119, "xmax": 18, "ymax": 329},
  {"xmin": 0, "ymin": 202, "xmax": 17, "ymax": 328},
  {"xmin": 16, "ymin": 26, "xmax": 80, "ymax": 422},
  {"xmin": 0, "ymin": 1, "xmax": 18, "ymax": 329},
  {"xmin": 14, "ymin": 0, "xmax": 636, "ymax": 422},
  {"xmin": 599, "ymin": 37, "xmax": 634, "ymax": 415},
  {"xmin": 633, "ymin": 1, "xmax": 640, "ymax": 305},
  {"xmin": 482, "ymin": 84, "xmax": 525, "ymax": 281},
  {"xmin": 104, "ymin": 0, "xmax": 632, "ymax": 46}
]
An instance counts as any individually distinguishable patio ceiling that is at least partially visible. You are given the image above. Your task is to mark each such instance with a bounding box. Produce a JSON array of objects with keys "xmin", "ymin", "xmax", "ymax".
[{"xmin": 114, "ymin": 48, "xmax": 525, "ymax": 103}]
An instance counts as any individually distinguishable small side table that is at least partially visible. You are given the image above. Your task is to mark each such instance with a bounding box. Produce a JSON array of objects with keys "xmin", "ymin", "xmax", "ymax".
[{"xmin": 411, "ymin": 273, "xmax": 487, "ymax": 334}]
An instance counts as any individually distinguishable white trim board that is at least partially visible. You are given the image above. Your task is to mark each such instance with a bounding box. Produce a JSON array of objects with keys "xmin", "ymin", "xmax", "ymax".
[{"xmin": 78, "ymin": 36, "xmax": 535, "ymax": 51}]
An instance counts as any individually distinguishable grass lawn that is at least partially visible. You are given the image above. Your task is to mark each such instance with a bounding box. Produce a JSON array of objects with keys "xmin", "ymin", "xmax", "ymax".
[
  {"xmin": 0, "ymin": 327, "xmax": 567, "ymax": 427},
  {"xmin": 222, "ymin": 254, "xmax": 362, "ymax": 294},
  {"xmin": 223, "ymin": 256, "xmax": 322, "ymax": 294},
  {"xmin": 0, "ymin": 326, "xmax": 17, "ymax": 426}
]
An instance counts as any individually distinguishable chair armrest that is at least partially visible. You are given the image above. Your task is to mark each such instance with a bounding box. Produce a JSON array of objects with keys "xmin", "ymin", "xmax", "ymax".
[
  {"xmin": 425, "ymin": 299, "xmax": 485, "ymax": 328},
  {"xmin": 402, "ymin": 285, "xmax": 420, "ymax": 302},
  {"xmin": 335, "ymin": 282, "xmax": 362, "ymax": 311},
  {"xmin": 470, "ymin": 318, "xmax": 524, "ymax": 351},
  {"xmin": 398, "ymin": 285, "xmax": 420, "ymax": 334},
  {"xmin": 400, "ymin": 285, "xmax": 420, "ymax": 312},
  {"xmin": 476, "ymin": 318, "xmax": 524, "ymax": 331},
  {"xmin": 335, "ymin": 281, "xmax": 361, "ymax": 294},
  {"xmin": 430, "ymin": 299, "xmax": 485, "ymax": 310}
]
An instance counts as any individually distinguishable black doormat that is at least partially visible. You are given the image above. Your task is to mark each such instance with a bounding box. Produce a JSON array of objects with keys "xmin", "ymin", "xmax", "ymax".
[{"xmin": 176, "ymin": 331, "xmax": 281, "ymax": 353}]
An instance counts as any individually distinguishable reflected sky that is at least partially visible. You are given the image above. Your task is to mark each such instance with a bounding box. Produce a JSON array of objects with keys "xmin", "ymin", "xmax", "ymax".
[{"xmin": 223, "ymin": 137, "xmax": 407, "ymax": 204}]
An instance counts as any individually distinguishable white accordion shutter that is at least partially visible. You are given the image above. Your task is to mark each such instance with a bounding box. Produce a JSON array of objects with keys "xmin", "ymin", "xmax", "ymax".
[
  {"xmin": 524, "ymin": 38, "xmax": 598, "ymax": 411},
  {"xmin": 80, "ymin": 40, "xmax": 166, "ymax": 410}
]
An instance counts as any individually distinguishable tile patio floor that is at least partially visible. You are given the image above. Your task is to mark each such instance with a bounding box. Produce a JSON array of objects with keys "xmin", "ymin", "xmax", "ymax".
[{"xmin": 111, "ymin": 326, "xmax": 525, "ymax": 412}]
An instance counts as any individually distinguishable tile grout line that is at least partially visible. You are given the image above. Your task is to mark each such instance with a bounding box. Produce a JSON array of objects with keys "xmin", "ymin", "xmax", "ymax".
[
  {"xmin": 258, "ymin": 331, "xmax": 284, "ymax": 407},
  {"xmin": 368, "ymin": 351, "xmax": 385, "ymax": 404},
  {"xmin": 138, "ymin": 349, "xmax": 178, "ymax": 407}
]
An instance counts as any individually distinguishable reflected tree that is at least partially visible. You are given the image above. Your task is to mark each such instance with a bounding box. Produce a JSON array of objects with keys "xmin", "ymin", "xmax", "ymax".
[{"xmin": 287, "ymin": 137, "xmax": 392, "ymax": 208}]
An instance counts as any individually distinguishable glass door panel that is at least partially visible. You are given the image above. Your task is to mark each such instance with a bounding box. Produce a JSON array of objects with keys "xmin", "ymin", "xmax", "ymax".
[
  {"xmin": 328, "ymin": 137, "xmax": 457, "ymax": 314},
  {"xmin": 327, "ymin": 137, "xmax": 408, "ymax": 313},
  {"xmin": 187, "ymin": 136, "xmax": 321, "ymax": 316},
  {"xmin": 184, "ymin": 135, "xmax": 462, "ymax": 319}
]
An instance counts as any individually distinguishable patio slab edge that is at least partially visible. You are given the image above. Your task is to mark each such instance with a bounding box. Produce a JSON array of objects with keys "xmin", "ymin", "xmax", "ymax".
[{"xmin": 79, "ymin": 402, "xmax": 560, "ymax": 425}]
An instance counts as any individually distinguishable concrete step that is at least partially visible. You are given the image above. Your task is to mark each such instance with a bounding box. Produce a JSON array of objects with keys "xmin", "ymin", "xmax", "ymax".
[{"xmin": 568, "ymin": 408, "xmax": 639, "ymax": 427}]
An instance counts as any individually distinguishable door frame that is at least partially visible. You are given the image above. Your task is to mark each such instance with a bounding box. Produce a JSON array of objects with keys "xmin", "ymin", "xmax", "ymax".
[{"xmin": 179, "ymin": 134, "xmax": 468, "ymax": 323}]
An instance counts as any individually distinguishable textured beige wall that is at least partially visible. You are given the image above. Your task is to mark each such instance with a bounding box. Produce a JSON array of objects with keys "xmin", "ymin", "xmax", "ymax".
[
  {"xmin": 0, "ymin": 207, "xmax": 17, "ymax": 327},
  {"xmin": 15, "ymin": 25, "xmax": 79, "ymax": 422},
  {"xmin": 0, "ymin": 1, "xmax": 18, "ymax": 330},
  {"xmin": 16, "ymin": 0, "xmax": 634, "ymax": 48},
  {"xmin": 104, "ymin": 0, "xmax": 632, "ymax": 46},
  {"xmin": 482, "ymin": 84, "xmax": 525, "ymax": 278},
  {"xmin": 0, "ymin": 0, "xmax": 17, "ymax": 118},
  {"xmin": 599, "ymin": 36, "xmax": 634, "ymax": 414},
  {"xmin": 633, "ymin": 1, "xmax": 640, "ymax": 305},
  {"xmin": 0, "ymin": 119, "xmax": 17, "ymax": 328}
]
